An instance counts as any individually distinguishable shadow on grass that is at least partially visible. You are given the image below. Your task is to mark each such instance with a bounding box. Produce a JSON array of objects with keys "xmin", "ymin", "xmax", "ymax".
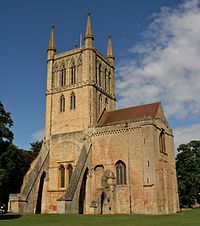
[{"xmin": 0, "ymin": 214, "xmax": 21, "ymax": 220}]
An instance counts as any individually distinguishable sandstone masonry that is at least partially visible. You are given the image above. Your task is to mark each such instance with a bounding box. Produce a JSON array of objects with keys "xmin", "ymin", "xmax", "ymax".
[{"xmin": 9, "ymin": 13, "xmax": 179, "ymax": 215}]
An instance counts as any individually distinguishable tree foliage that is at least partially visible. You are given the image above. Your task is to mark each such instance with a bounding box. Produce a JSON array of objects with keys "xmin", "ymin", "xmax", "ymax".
[
  {"xmin": 0, "ymin": 101, "xmax": 13, "ymax": 155},
  {"xmin": 176, "ymin": 140, "xmax": 200, "ymax": 208},
  {"xmin": 30, "ymin": 140, "xmax": 42, "ymax": 157},
  {"xmin": 0, "ymin": 101, "xmax": 38, "ymax": 208}
]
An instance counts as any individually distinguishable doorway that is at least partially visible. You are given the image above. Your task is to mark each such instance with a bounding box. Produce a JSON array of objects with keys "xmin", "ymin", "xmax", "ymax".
[
  {"xmin": 100, "ymin": 192, "xmax": 105, "ymax": 214},
  {"xmin": 35, "ymin": 171, "xmax": 46, "ymax": 214},
  {"xmin": 79, "ymin": 168, "xmax": 88, "ymax": 214}
]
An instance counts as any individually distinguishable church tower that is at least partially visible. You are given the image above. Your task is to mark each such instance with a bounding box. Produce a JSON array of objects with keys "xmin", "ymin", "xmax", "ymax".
[
  {"xmin": 45, "ymin": 13, "xmax": 116, "ymax": 138},
  {"xmin": 9, "ymin": 12, "xmax": 179, "ymax": 215}
]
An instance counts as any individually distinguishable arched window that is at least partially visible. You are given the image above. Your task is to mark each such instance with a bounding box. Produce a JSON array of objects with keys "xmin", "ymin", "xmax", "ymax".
[
  {"xmin": 116, "ymin": 161, "xmax": 127, "ymax": 185},
  {"xmin": 67, "ymin": 165, "xmax": 73, "ymax": 184},
  {"xmin": 61, "ymin": 67, "xmax": 66, "ymax": 87},
  {"xmin": 108, "ymin": 71, "xmax": 111, "ymax": 93},
  {"xmin": 70, "ymin": 62, "xmax": 76, "ymax": 84},
  {"xmin": 60, "ymin": 95, "xmax": 65, "ymax": 112},
  {"xmin": 105, "ymin": 68, "xmax": 107, "ymax": 91},
  {"xmin": 99, "ymin": 64, "xmax": 102, "ymax": 86},
  {"xmin": 70, "ymin": 92, "xmax": 76, "ymax": 110},
  {"xmin": 105, "ymin": 98, "xmax": 108, "ymax": 111},
  {"xmin": 59, "ymin": 165, "xmax": 65, "ymax": 188},
  {"xmin": 159, "ymin": 129, "xmax": 166, "ymax": 153},
  {"xmin": 99, "ymin": 94, "xmax": 102, "ymax": 113},
  {"xmin": 77, "ymin": 58, "xmax": 82, "ymax": 83},
  {"xmin": 53, "ymin": 63, "xmax": 58, "ymax": 88}
]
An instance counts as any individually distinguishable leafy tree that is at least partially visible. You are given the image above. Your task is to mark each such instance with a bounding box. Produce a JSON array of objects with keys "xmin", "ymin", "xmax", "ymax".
[
  {"xmin": 176, "ymin": 140, "xmax": 200, "ymax": 208},
  {"xmin": 0, "ymin": 101, "xmax": 37, "ymax": 208},
  {"xmin": 0, "ymin": 101, "xmax": 13, "ymax": 155},
  {"xmin": 0, "ymin": 144, "xmax": 35, "ymax": 208},
  {"xmin": 30, "ymin": 140, "xmax": 42, "ymax": 157}
]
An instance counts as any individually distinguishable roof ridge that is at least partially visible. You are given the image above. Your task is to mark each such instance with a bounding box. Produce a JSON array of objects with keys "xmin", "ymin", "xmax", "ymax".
[
  {"xmin": 108, "ymin": 102, "xmax": 161, "ymax": 114},
  {"xmin": 98, "ymin": 102, "xmax": 161, "ymax": 126}
]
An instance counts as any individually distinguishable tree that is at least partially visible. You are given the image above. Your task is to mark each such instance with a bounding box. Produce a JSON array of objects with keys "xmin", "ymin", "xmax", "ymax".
[
  {"xmin": 0, "ymin": 101, "xmax": 37, "ymax": 208},
  {"xmin": 0, "ymin": 144, "xmax": 37, "ymax": 208},
  {"xmin": 30, "ymin": 140, "xmax": 42, "ymax": 157},
  {"xmin": 176, "ymin": 140, "xmax": 200, "ymax": 208},
  {"xmin": 0, "ymin": 101, "xmax": 13, "ymax": 155}
]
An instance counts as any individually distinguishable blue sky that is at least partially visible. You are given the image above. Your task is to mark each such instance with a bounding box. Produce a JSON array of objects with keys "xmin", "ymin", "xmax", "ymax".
[{"xmin": 1, "ymin": 0, "xmax": 199, "ymax": 151}]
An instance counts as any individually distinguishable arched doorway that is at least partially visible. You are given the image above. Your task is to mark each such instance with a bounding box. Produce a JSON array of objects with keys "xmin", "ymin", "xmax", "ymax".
[
  {"xmin": 79, "ymin": 168, "xmax": 88, "ymax": 214},
  {"xmin": 100, "ymin": 192, "xmax": 105, "ymax": 214},
  {"xmin": 35, "ymin": 171, "xmax": 46, "ymax": 214}
]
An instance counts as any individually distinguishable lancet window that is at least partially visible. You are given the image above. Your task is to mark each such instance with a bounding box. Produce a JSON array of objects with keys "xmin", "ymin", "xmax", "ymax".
[
  {"xmin": 60, "ymin": 95, "xmax": 65, "ymax": 112},
  {"xmin": 108, "ymin": 71, "xmax": 111, "ymax": 93},
  {"xmin": 70, "ymin": 62, "xmax": 76, "ymax": 84},
  {"xmin": 59, "ymin": 165, "xmax": 65, "ymax": 188},
  {"xmin": 67, "ymin": 165, "xmax": 73, "ymax": 184},
  {"xmin": 99, "ymin": 94, "xmax": 103, "ymax": 114},
  {"xmin": 70, "ymin": 92, "xmax": 76, "ymax": 110},
  {"xmin": 60, "ymin": 66, "xmax": 66, "ymax": 87},
  {"xmin": 105, "ymin": 68, "xmax": 107, "ymax": 91},
  {"xmin": 116, "ymin": 161, "xmax": 127, "ymax": 185},
  {"xmin": 99, "ymin": 64, "xmax": 102, "ymax": 87},
  {"xmin": 159, "ymin": 129, "xmax": 166, "ymax": 154}
]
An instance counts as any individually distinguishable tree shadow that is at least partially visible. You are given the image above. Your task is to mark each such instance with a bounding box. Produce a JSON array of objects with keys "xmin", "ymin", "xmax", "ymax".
[{"xmin": 0, "ymin": 214, "xmax": 21, "ymax": 220}]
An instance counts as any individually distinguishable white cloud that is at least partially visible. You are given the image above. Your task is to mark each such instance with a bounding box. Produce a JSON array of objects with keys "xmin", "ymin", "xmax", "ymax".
[
  {"xmin": 174, "ymin": 123, "xmax": 200, "ymax": 153},
  {"xmin": 116, "ymin": 0, "xmax": 200, "ymax": 120},
  {"xmin": 31, "ymin": 129, "xmax": 44, "ymax": 141}
]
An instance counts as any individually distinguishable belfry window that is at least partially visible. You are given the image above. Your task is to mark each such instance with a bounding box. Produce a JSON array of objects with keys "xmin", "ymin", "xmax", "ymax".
[
  {"xmin": 59, "ymin": 165, "xmax": 65, "ymax": 188},
  {"xmin": 116, "ymin": 161, "xmax": 127, "ymax": 185},
  {"xmin": 159, "ymin": 129, "xmax": 166, "ymax": 154},
  {"xmin": 105, "ymin": 98, "xmax": 108, "ymax": 111},
  {"xmin": 70, "ymin": 92, "xmax": 76, "ymax": 110},
  {"xmin": 61, "ymin": 67, "xmax": 66, "ymax": 87},
  {"xmin": 67, "ymin": 165, "xmax": 73, "ymax": 184},
  {"xmin": 71, "ymin": 62, "xmax": 76, "ymax": 84},
  {"xmin": 108, "ymin": 71, "xmax": 111, "ymax": 93},
  {"xmin": 99, "ymin": 64, "xmax": 102, "ymax": 86},
  {"xmin": 60, "ymin": 95, "xmax": 65, "ymax": 112},
  {"xmin": 99, "ymin": 94, "xmax": 102, "ymax": 113},
  {"xmin": 105, "ymin": 68, "xmax": 107, "ymax": 91}
]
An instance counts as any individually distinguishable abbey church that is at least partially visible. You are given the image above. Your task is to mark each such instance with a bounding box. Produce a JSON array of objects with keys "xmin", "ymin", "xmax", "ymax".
[{"xmin": 9, "ymin": 14, "xmax": 179, "ymax": 215}]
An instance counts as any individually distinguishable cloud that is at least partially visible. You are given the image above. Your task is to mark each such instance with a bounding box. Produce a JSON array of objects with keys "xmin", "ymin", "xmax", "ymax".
[
  {"xmin": 116, "ymin": 0, "xmax": 200, "ymax": 120},
  {"xmin": 174, "ymin": 123, "xmax": 200, "ymax": 153},
  {"xmin": 31, "ymin": 129, "xmax": 44, "ymax": 141}
]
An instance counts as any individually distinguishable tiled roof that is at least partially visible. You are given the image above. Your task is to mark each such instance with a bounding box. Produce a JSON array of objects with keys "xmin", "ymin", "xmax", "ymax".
[{"xmin": 98, "ymin": 102, "xmax": 160, "ymax": 126}]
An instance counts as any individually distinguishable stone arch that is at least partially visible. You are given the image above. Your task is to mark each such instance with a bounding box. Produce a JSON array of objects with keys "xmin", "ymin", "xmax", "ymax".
[
  {"xmin": 79, "ymin": 168, "xmax": 88, "ymax": 214},
  {"xmin": 35, "ymin": 171, "xmax": 46, "ymax": 214},
  {"xmin": 100, "ymin": 191, "xmax": 106, "ymax": 214}
]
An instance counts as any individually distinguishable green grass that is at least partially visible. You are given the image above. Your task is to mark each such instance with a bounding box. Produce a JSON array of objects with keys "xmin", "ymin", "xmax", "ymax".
[{"xmin": 0, "ymin": 209, "xmax": 200, "ymax": 226}]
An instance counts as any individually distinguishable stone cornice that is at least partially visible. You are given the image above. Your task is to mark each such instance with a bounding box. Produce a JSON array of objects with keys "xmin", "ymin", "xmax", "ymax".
[
  {"xmin": 46, "ymin": 81, "xmax": 116, "ymax": 100},
  {"xmin": 53, "ymin": 46, "xmax": 114, "ymax": 68},
  {"xmin": 91, "ymin": 126, "xmax": 141, "ymax": 137}
]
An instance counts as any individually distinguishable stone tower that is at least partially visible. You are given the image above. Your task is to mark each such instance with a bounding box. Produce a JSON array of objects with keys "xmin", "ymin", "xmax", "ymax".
[
  {"xmin": 9, "ymin": 13, "xmax": 179, "ymax": 215},
  {"xmin": 45, "ymin": 13, "xmax": 116, "ymax": 138}
]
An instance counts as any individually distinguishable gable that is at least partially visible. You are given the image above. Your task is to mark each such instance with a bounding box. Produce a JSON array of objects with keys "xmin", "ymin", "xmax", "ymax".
[{"xmin": 154, "ymin": 104, "xmax": 169, "ymax": 126}]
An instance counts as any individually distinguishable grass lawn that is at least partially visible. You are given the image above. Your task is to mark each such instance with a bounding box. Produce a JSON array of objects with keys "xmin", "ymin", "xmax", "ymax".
[{"xmin": 0, "ymin": 209, "xmax": 200, "ymax": 226}]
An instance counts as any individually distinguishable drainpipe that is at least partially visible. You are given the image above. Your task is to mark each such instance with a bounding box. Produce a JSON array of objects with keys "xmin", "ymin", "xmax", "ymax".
[{"xmin": 126, "ymin": 122, "xmax": 132, "ymax": 214}]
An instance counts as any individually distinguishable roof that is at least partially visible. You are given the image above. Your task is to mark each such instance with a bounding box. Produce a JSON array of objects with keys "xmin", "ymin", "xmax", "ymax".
[{"xmin": 98, "ymin": 102, "xmax": 160, "ymax": 126}]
